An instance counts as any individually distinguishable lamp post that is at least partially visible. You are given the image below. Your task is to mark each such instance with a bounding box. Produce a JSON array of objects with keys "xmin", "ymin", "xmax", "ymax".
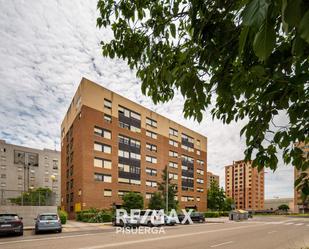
[
  {"xmin": 166, "ymin": 165, "xmax": 169, "ymax": 214},
  {"xmin": 50, "ymin": 175, "xmax": 56, "ymax": 205}
]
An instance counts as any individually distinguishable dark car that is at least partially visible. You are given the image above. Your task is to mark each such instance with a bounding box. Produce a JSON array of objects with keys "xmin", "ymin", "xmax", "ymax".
[
  {"xmin": 178, "ymin": 212, "xmax": 205, "ymax": 224},
  {"xmin": 0, "ymin": 213, "xmax": 23, "ymax": 236},
  {"xmin": 35, "ymin": 213, "xmax": 62, "ymax": 234}
]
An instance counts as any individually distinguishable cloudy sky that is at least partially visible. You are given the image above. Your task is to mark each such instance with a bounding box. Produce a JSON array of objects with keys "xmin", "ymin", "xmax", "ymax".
[{"xmin": 0, "ymin": 0, "xmax": 294, "ymax": 198}]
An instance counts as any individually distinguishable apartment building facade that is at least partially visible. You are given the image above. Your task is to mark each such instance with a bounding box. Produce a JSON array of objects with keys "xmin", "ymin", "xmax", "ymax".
[
  {"xmin": 0, "ymin": 139, "xmax": 61, "ymax": 205},
  {"xmin": 207, "ymin": 171, "xmax": 219, "ymax": 189},
  {"xmin": 225, "ymin": 160, "xmax": 264, "ymax": 210},
  {"xmin": 294, "ymin": 142, "xmax": 309, "ymax": 213},
  {"xmin": 61, "ymin": 78, "xmax": 207, "ymax": 216}
]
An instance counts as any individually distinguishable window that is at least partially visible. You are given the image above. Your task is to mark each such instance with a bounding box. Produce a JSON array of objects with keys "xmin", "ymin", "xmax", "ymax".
[
  {"xmin": 94, "ymin": 142, "xmax": 111, "ymax": 154},
  {"xmin": 146, "ymin": 143, "xmax": 157, "ymax": 152},
  {"xmin": 196, "ymin": 150, "xmax": 201, "ymax": 155},
  {"xmin": 196, "ymin": 140, "xmax": 201, "ymax": 147},
  {"xmin": 118, "ymin": 178, "xmax": 141, "ymax": 185},
  {"xmin": 146, "ymin": 181, "xmax": 157, "ymax": 188},
  {"xmin": 52, "ymin": 160, "xmax": 58, "ymax": 170},
  {"xmin": 146, "ymin": 130, "xmax": 157, "ymax": 139},
  {"xmin": 118, "ymin": 163, "xmax": 130, "ymax": 172},
  {"xmin": 104, "ymin": 114, "xmax": 112, "ymax": 123},
  {"xmin": 169, "ymin": 128, "xmax": 178, "ymax": 137},
  {"xmin": 181, "ymin": 196, "xmax": 193, "ymax": 202},
  {"xmin": 181, "ymin": 133, "xmax": 194, "ymax": 143},
  {"xmin": 196, "ymin": 197, "xmax": 200, "ymax": 202},
  {"xmin": 118, "ymin": 106, "xmax": 141, "ymax": 120},
  {"xmin": 94, "ymin": 127, "xmax": 111, "ymax": 139},
  {"xmin": 169, "ymin": 151, "xmax": 178, "ymax": 158},
  {"xmin": 146, "ymin": 156, "xmax": 157, "ymax": 164},
  {"xmin": 130, "ymin": 152, "xmax": 141, "ymax": 160},
  {"xmin": 104, "ymin": 99, "xmax": 112, "ymax": 109},
  {"xmin": 197, "ymin": 169, "xmax": 204, "ymax": 175},
  {"xmin": 169, "ymin": 161, "xmax": 178, "ymax": 169},
  {"xmin": 118, "ymin": 150, "xmax": 130, "ymax": 158},
  {"xmin": 146, "ymin": 168, "xmax": 157, "ymax": 176},
  {"xmin": 169, "ymin": 139, "xmax": 178, "ymax": 147},
  {"xmin": 94, "ymin": 157, "xmax": 112, "ymax": 169},
  {"xmin": 197, "ymin": 188, "xmax": 204, "ymax": 192},
  {"xmin": 197, "ymin": 178, "xmax": 204, "ymax": 184},
  {"xmin": 94, "ymin": 173, "xmax": 112, "ymax": 183},
  {"xmin": 0, "ymin": 174, "xmax": 6, "ymax": 179},
  {"xmin": 169, "ymin": 173, "xmax": 178, "ymax": 180},
  {"xmin": 146, "ymin": 117, "xmax": 157, "ymax": 128},
  {"xmin": 104, "ymin": 189, "xmax": 112, "ymax": 197},
  {"xmin": 119, "ymin": 135, "xmax": 141, "ymax": 149},
  {"xmin": 181, "ymin": 144, "xmax": 194, "ymax": 152},
  {"xmin": 146, "ymin": 193, "xmax": 154, "ymax": 199}
]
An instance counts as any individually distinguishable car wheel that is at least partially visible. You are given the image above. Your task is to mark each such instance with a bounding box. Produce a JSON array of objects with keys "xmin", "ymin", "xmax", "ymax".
[
  {"xmin": 119, "ymin": 220, "xmax": 125, "ymax": 227},
  {"xmin": 58, "ymin": 229, "xmax": 62, "ymax": 233},
  {"xmin": 18, "ymin": 230, "xmax": 23, "ymax": 236},
  {"xmin": 147, "ymin": 221, "xmax": 153, "ymax": 227},
  {"xmin": 35, "ymin": 229, "xmax": 39, "ymax": 235}
]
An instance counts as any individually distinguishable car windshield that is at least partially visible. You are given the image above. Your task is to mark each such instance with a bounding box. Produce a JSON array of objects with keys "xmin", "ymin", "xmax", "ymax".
[
  {"xmin": 0, "ymin": 214, "xmax": 19, "ymax": 221},
  {"xmin": 39, "ymin": 215, "xmax": 58, "ymax": 220}
]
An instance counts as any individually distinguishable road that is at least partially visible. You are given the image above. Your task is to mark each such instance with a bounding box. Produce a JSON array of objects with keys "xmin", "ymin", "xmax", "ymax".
[{"xmin": 0, "ymin": 216, "xmax": 308, "ymax": 249}]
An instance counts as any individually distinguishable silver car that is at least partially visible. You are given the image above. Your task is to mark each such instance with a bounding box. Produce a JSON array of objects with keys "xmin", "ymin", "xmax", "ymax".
[{"xmin": 35, "ymin": 213, "xmax": 62, "ymax": 234}]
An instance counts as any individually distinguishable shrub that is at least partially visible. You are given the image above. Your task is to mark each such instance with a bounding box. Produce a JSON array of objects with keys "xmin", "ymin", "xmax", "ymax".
[
  {"xmin": 58, "ymin": 210, "xmax": 68, "ymax": 224},
  {"xmin": 219, "ymin": 211, "xmax": 229, "ymax": 217},
  {"xmin": 204, "ymin": 212, "xmax": 220, "ymax": 218},
  {"xmin": 76, "ymin": 209, "xmax": 112, "ymax": 223}
]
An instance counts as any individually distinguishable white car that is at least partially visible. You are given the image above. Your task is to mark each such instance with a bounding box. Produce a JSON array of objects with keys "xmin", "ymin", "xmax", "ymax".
[{"xmin": 139, "ymin": 210, "xmax": 165, "ymax": 227}]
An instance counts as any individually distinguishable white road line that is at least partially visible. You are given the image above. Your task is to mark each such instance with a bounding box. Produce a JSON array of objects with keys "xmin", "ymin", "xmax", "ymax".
[
  {"xmin": 268, "ymin": 231, "xmax": 277, "ymax": 234},
  {"xmin": 284, "ymin": 223, "xmax": 293, "ymax": 225},
  {"xmin": 295, "ymin": 223, "xmax": 304, "ymax": 226},
  {"xmin": 78, "ymin": 224, "xmax": 267, "ymax": 249},
  {"xmin": 210, "ymin": 241, "xmax": 234, "ymax": 248}
]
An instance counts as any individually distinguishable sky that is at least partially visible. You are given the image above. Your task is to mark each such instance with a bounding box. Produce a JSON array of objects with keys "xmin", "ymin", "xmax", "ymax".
[{"xmin": 0, "ymin": 0, "xmax": 294, "ymax": 199}]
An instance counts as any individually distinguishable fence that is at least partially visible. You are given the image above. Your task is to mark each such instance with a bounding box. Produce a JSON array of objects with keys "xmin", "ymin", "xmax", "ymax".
[{"xmin": 0, "ymin": 189, "xmax": 56, "ymax": 206}]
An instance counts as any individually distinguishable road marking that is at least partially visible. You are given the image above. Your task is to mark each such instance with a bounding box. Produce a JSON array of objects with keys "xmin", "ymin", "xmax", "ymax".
[
  {"xmin": 78, "ymin": 224, "xmax": 267, "ymax": 249},
  {"xmin": 268, "ymin": 231, "xmax": 277, "ymax": 234},
  {"xmin": 295, "ymin": 223, "xmax": 304, "ymax": 226},
  {"xmin": 210, "ymin": 241, "xmax": 234, "ymax": 248},
  {"xmin": 284, "ymin": 223, "xmax": 293, "ymax": 225}
]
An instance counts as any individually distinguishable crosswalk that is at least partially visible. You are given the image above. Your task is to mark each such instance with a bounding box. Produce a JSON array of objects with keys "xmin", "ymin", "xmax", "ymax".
[{"xmin": 241, "ymin": 219, "xmax": 309, "ymax": 227}]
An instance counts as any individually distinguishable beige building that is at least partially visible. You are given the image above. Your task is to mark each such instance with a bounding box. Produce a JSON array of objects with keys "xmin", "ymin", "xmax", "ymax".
[
  {"xmin": 0, "ymin": 139, "xmax": 61, "ymax": 205},
  {"xmin": 264, "ymin": 198, "xmax": 294, "ymax": 212},
  {"xmin": 225, "ymin": 160, "xmax": 264, "ymax": 210},
  {"xmin": 207, "ymin": 171, "xmax": 219, "ymax": 189},
  {"xmin": 61, "ymin": 78, "xmax": 208, "ymax": 217},
  {"xmin": 294, "ymin": 143, "xmax": 309, "ymax": 213}
]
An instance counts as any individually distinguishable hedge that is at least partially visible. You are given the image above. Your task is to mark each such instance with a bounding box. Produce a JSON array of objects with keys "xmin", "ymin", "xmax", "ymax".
[
  {"xmin": 76, "ymin": 209, "xmax": 112, "ymax": 223},
  {"xmin": 58, "ymin": 210, "xmax": 68, "ymax": 224},
  {"xmin": 204, "ymin": 212, "xmax": 220, "ymax": 218}
]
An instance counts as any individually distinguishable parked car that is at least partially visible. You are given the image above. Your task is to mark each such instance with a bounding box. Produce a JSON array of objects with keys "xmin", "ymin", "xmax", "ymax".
[
  {"xmin": 0, "ymin": 213, "xmax": 23, "ymax": 236},
  {"xmin": 139, "ymin": 210, "xmax": 165, "ymax": 227},
  {"xmin": 35, "ymin": 213, "xmax": 62, "ymax": 234},
  {"xmin": 178, "ymin": 212, "xmax": 205, "ymax": 224},
  {"xmin": 112, "ymin": 214, "xmax": 140, "ymax": 227},
  {"xmin": 164, "ymin": 214, "xmax": 177, "ymax": 226}
]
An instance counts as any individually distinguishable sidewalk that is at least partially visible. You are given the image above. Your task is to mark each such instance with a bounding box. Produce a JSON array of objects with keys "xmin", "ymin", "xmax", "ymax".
[
  {"xmin": 205, "ymin": 217, "xmax": 229, "ymax": 223},
  {"xmin": 24, "ymin": 220, "xmax": 113, "ymax": 232}
]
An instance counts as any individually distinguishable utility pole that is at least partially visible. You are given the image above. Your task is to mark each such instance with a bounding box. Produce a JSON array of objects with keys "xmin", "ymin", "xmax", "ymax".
[{"xmin": 166, "ymin": 165, "xmax": 169, "ymax": 214}]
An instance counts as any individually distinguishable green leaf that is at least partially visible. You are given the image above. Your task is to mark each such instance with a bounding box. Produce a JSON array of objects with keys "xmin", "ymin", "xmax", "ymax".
[
  {"xmin": 283, "ymin": 0, "xmax": 302, "ymax": 27},
  {"xmin": 299, "ymin": 10, "xmax": 309, "ymax": 44},
  {"xmin": 239, "ymin": 26, "xmax": 249, "ymax": 55},
  {"xmin": 242, "ymin": 0, "xmax": 269, "ymax": 27},
  {"xmin": 170, "ymin": 23, "xmax": 176, "ymax": 38},
  {"xmin": 292, "ymin": 35, "xmax": 305, "ymax": 56},
  {"xmin": 253, "ymin": 19, "xmax": 275, "ymax": 61}
]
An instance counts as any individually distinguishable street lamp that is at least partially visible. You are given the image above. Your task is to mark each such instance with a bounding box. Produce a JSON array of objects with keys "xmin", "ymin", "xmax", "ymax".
[{"xmin": 50, "ymin": 175, "xmax": 56, "ymax": 191}]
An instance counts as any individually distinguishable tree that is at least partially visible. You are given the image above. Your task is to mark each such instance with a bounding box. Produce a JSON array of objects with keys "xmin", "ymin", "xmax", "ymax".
[
  {"xmin": 148, "ymin": 192, "xmax": 165, "ymax": 210},
  {"xmin": 122, "ymin": 192, "xmax": 144, "ymax": 211},
  {"xmin": 278, "ymin": 204, "xmax": 290, "ymax": 212},
  {"xmin": 158, "ymin": 166, "xmax": 178, "ymax": 211},
  {"xmin": 9, "ymin": 187, "xmax": 53, "ymax": 206},
  {"xmin": 97, "ymin": 0, "xmax": 309, "ymax": 196},
  {"xmin": 224, "ymin": 198, "xmax": 235, "ymax": 212},
  {"xmin": 207, "ymin": 181, "xmax": 226, "ymax": 211}
]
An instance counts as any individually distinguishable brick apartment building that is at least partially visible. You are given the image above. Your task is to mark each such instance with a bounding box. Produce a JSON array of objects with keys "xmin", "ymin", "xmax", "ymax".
[
  {"xmin": 294, "ymin": 142, "xmax": 309, "ymax": 213},
  {"xmin": 61, "ymin": 78, "xmax": 207, "ymax": 216},
  {"xmin": 225, "ymin": 160, "xmax": 264, "ymax": 210},
  {"xmin": 207, "ymin": 171, "xmax": 219, "ymax": 189}
]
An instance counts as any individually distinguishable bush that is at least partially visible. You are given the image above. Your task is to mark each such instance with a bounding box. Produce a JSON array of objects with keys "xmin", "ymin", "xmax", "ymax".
[
  {"xmin": 204, "ymin": 212, "xmax": 220, "ymax": 218},
  {"xmin": 76, "ymin": 209, "xmax": 112, "ymax": 223},
  {"xmin": 58, "ymin": 210, "xmax": 68, "ymax": 224},
  {"xmin": 219, "ymin": 211, "xmax": 229, "ymax": 217}
]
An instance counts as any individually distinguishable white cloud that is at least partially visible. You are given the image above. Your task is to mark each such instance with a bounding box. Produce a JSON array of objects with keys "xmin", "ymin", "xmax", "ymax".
[{"xmin": 0, "ymin": 0, "xmax": 293, "ymax": 199}]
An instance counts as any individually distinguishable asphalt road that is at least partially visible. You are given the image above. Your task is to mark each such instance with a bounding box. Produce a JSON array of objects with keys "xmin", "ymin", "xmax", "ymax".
[{"xmin": 0, "ymin": 216, "xmax": 308, "ymax": 249}]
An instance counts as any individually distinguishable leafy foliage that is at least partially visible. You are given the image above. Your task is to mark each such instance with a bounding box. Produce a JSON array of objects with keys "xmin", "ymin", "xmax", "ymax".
[
  {"xmin": 76, "ymin": 208, "xmax": 112, "ymax": 223},
  {"xmin": 9, "ymin": 187, "xmax": 53, "ymax": 206},
  {"xmin": 97, "ymin": 0, "xmax": 309, "ymax": 195},
  {"xmin": 148, "ymin": 192, "xmax": 165, "ymax": 210},
  {"xmin": 58, "ymin": 210, "xmax": 68, "ymax": 224},
  {"xmin": 278, "ymin": 204, "xmax": 290, "ymax": 211},
  {"xmin": 158, "ymin": 166, "xmax": 178, "ymax": 211},
  {"xmin": 122, "ymin": 191, "xmax": 144, "ymax": 211},
  {"xmin": 207, "ymin": 181, "xmax": 233, "ymax": 211}
]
